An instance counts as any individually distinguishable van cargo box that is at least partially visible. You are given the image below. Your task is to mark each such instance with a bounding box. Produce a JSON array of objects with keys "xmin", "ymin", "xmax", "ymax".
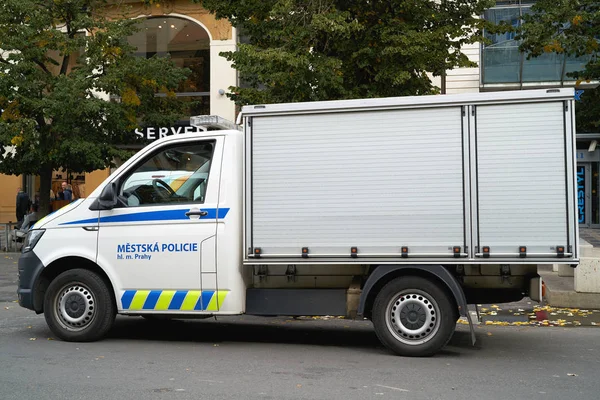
[{"xmin": 241, "ymin": 89, "xmax": 578, "ymax": 264}]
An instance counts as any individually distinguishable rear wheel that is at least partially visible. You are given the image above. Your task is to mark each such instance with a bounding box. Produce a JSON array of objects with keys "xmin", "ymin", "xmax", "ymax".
[
  {"xmin": 44, "ymin": 269, "xmax": 116, "ymax": 342},
  {"xmin": 372, "ymin": 276, "xmax": 456, "ymax": 357}
]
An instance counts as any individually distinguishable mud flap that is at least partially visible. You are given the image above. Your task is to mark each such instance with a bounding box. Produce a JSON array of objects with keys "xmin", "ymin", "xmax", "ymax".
[{"xmin": 529, "ymin": 276, "xmax": 543, "ymax": 303}]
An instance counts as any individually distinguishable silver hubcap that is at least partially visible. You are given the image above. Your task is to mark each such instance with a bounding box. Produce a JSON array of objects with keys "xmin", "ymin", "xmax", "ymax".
[
  {"xmin": 385, "ymin": 290, "xmax": 440, "ymax": 346},
  {"xmin": 56, "ymin": 283, "xmax": 96, "ymax": 331}
]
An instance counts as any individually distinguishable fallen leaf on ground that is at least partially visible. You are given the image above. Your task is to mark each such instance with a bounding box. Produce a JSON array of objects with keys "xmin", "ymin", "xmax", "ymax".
[
  {"xmin": 487, "ymin": 332, "xmax": 493, "ymax": 336},
  {"xmin": 29, "ymin": 338, "xmax": 36, "ymax": 341}
]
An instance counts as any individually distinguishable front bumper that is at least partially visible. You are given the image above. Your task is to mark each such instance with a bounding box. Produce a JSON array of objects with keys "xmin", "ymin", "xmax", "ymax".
[{"xmin": 17, "ymin": 251, "xmax": 45, "ymax": 311}]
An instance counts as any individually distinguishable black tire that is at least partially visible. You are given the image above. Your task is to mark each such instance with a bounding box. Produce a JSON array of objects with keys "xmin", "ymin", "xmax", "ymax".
[
  {"xmin": 43, "ymin": 268, "xmax": 116, "ymax": 342},
  {"xmin": 372, "ymin": 276, "xmax": 456, "ymax": 357}
]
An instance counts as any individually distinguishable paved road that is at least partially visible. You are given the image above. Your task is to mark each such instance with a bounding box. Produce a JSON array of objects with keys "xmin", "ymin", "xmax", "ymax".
[{"xmin": 1, "ymin": 254, "xmax": 600, "ymax": 400}]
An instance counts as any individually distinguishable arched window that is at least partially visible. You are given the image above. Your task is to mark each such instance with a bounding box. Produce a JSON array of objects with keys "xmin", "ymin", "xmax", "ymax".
[{"xmin": 128, "ymin": 16, "xmax": 210, "ymax": 115}]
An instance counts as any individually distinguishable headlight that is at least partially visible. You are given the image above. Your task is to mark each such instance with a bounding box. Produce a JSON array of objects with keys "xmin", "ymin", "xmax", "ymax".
[{"xmin": 22, "ymin": 229, "xmax": 45, "ymax": 253}]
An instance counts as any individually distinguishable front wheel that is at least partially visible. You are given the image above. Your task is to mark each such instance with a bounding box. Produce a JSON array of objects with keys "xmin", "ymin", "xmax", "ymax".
[
  {"xmin": 372, "ymin": 276, "xmax": 456, "ymax": 357},
  {"xmin": 44, "ymin": 269, "xmax": 116, "ymax": 342}
]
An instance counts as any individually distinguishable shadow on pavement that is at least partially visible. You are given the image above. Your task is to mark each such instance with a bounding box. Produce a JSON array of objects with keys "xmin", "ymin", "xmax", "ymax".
[
  {"xmin": 108, "ymin": 317, "xmax": 382, "ymax": 350},
  {"xmin": 104, "ymin": 316, "xmax": 479, "ymax": 356}
]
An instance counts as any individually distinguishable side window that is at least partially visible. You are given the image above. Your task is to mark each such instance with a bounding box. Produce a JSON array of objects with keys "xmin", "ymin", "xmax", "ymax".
[{"xmin": 120, "ymin": 141, "xmax": 215, "ymax": 207}]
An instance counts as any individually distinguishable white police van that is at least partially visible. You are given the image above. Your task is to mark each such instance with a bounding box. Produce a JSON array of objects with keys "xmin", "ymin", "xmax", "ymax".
[{"xmin": 18, "ymin": 89, "xmax": 579, "ymax": 356}]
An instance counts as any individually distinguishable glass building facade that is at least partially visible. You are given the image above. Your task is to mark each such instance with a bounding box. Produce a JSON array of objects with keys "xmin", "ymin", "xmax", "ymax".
[{"xmin": 482, "ymin": 0, "xmax": 592, "ymax": 86}]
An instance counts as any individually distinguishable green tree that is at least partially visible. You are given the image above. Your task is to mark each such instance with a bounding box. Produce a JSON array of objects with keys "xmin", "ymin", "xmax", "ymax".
[
  {"xmin": 0, "ymin": 0, "xmax": 189, "ymax": 216},
  {"xmin": 198, "ymin": 0, "xmax": 494, "ymax": 105},
  {"xmin": 519, "ymin": 0, "xmax": 599, "ymax": 132}
]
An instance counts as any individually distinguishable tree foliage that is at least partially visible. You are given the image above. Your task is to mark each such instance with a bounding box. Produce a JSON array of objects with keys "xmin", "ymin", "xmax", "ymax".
[
  {"xmin": 0, "ymin": 0, "xmax": 189, "ymax": 215},
  {"xmin": 198, "ymin": 0, "xmax": 494, "ymax": 105},
  {"xmin": 519, "ymin": 0, "xmax": 600, "ymax": 132}
]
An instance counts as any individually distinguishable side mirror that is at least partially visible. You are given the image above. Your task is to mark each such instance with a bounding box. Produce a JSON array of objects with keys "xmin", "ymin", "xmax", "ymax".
[{"xmin": 98, "ymin": 182, "xmax": 118, "ymax": 210}]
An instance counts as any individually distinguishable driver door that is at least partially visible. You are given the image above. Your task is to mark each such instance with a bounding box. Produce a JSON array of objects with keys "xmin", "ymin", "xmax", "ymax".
[{"xmin": 96, "ymin": 137, "xmax": 223, "ymax": 313}]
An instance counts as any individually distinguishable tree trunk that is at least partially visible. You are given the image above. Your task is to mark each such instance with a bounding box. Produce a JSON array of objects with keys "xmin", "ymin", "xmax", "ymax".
[{"xmin": 38, "ymin": 165, "xmax": 53, "ymax": 218}]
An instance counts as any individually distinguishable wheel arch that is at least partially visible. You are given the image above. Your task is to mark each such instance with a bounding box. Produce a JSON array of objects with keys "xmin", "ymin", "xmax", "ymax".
[
  {"xmin": 33, "ymin": 256, "xmax": 116, "ymax": 313},
  {"xmin": 358, "ymin": 265, "xmax": 468, "ymax": 320}
]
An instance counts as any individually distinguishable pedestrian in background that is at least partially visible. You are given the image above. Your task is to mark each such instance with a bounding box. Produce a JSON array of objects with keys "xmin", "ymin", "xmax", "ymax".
[
  {"xmin": 16, "ymin": 187, "xmax": 30, "ymax": 226},
  {"xmin": 58, "ymin": 181, "xmax": 72, "ymax": 201}
]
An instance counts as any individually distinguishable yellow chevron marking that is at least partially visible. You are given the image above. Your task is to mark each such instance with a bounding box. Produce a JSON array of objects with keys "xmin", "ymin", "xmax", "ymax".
[
  {"xmin": 130, "ymin": 290, "xmax": 150, "ymax": 310},
  {"xmin": 216, "ymin": 290, "xmax": 229, "ymax": 311},
  {"xmin": 181, "ymin": 291, "xmax": 201, "ymax": 311},
  {"xmin": 155, "ymin": 290, "xmax": 176, "ymax": 310},
  {"xmin": 207, "ymin": 290, "xmax": 229, "ymax": 311}
]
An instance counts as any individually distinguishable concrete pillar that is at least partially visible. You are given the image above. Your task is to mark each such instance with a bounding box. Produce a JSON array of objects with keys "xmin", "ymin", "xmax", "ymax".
[
  {"xmin": 580, "ymin": 239, "xmax": 594, "ymax": 257},
  {"xmin": 557, "ymin": 264, "xmax": 575, "ymax": 277},
  {"xmin": 575, "ymin": 257, "xmax": 600, "ymax": 293},
  {"xmin": 210, "ymin": 38, "xmax": 237, "ymax": 122}
]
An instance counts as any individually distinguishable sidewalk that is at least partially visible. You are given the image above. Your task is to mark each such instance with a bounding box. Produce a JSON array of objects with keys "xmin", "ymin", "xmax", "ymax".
[
  {"xmin": 579, "ymin": 227, "xmax": 600, "ymax": 247},
  {"xmin": 539, "ymin": 228, "xmax": 600, "ymax": 309}
]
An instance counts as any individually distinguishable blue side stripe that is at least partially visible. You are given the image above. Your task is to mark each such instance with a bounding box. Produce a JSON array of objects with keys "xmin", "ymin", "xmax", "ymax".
[
  {"xmin": 216, "ymin": 208, "xmax": 229, "ymax": 219},
  {"xmin": 121, "ymin": 290, "xmax": 136, "ymax": 309},
  {"xmin": 194, "ymin": 295, "xmax": 203, "ymax": 311},
  {"xmin": 60, "ymin": 208, "xmax": 230, "ymax": 225},
  {"xmin": 60, "ymin": 216, "xmax": 98, "ymax": 225},
  {"xmin": 168, "ymin": 290, "xmax": 188, "ymax": 310},
  {"xmin": 143, "ymin": 290, "xmax": 162, "ymax": 310}
]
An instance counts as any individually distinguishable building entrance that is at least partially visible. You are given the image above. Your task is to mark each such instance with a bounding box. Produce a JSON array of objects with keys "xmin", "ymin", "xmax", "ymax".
[{"xmin": 577, "ymin": 162, "xmax": 600, "ymax": 228}]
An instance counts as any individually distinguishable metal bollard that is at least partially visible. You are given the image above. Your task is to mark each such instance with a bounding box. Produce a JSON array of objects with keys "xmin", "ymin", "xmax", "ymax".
[{"xmin": 4, "ymin": 222, "xmax": 9, "ymax": 252}]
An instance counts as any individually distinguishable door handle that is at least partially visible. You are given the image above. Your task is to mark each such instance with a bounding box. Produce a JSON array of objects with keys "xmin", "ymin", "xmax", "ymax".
[{"xmin": 185, "ymin": 210, "xmax": 208, "ymax": 217}]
